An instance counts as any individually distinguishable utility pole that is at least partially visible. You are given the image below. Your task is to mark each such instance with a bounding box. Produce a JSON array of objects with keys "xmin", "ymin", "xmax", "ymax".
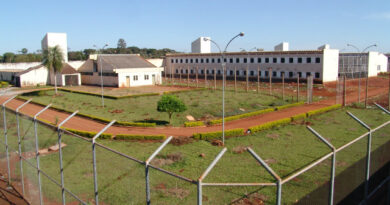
[
  {"xmin": 269, "ymin": 68, "xmax": 272, "ymax": 95},
  {"xmin": 297, "ymin": 74, "xmax": 300, "ymax": 102},
  {"xmin": 257, "ymin": 66, "xmax": 260, "ymax": 93}
]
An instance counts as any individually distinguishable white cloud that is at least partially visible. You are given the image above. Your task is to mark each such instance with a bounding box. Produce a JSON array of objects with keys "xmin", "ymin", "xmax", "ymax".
[{"xmin": 363, "ymin": 12, "xmax": 390, "ymax": 20}]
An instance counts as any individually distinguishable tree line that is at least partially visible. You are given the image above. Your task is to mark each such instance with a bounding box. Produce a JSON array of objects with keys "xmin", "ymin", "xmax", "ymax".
[{"xmin": 1, "ymin": 39, "xmax": 177, "ymax": 63}]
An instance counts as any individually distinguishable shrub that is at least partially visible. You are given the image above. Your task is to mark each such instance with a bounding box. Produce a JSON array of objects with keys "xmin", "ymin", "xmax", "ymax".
[
  {"xmin": 275, "ymin": 101, "xmax": 305, "ymax": 111},
  {"xmin": 184, "ymin": 121, "xmax": 204, "ymax": 127},
  {"xmin": 248, "ymin": 118, "xmax": 292, "ymax": 133},
  {"xmin": 116, "ymin": 121, "xmax": 156, "ymax": 127},
  {"xmin": 65, "ymin": 128, "xmax": 113, "ymax": 139},
  {"xmin": 291, "ymin": 113, "xmax": 307, "ymax": 121},
  {"xmin": 0, "ymin": 81, "xmax": 9, "ymax": 88},
  {"xmin": 306, "ymin": 104, "xmax": 342, "ymax": 117},
  {"xmin": 114, "ymin": 134, "xmax": 166, "ymax": 140},
  {"xmin": 193, "ymin": 128, "xmax": 244, "ymax": 141},
  {"xmin": 209, "ymin": 108, "xmax": 275, "ymax": 125}
]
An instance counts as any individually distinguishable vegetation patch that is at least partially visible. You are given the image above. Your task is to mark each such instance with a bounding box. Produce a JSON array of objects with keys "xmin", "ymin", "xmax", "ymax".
[
  {"xmin": 114, "ymin": 134, "xmax": 166, "ymax": 141},
  {"xmin": 65, "ymin": 128, "xmax": 112, "ymax": 139},
  {"xmin": 184, "ymin": 121, "xmax": 204, "ymax": 127},
  {"xmin": 193, "ymin": 128, "xmax": 245, "ymax": 141}
]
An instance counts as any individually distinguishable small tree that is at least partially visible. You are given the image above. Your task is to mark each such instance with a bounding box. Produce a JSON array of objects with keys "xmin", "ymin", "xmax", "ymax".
[
  {"xmin": 42, "ymin": 45, "xmax": 64, "ymax": 94},
  {"xmin": 157, "ymin": 95, "xmax": 187, "ymax": 124}
]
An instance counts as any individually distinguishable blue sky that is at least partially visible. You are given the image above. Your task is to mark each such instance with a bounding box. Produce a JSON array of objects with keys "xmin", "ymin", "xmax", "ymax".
[{"xmin": 1, "ymin": 0, "xmax": 389, "ymax": 54}]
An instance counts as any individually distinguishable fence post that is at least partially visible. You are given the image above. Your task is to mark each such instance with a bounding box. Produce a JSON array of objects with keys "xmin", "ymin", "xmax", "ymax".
[
  {"xmin": 196, "ymin": 66, "xmax": 199, "ymax": 88},
  {"xmin": 247, "ymin": 147, "xmax": 282, "ymax": 205},
  {"xmin": 214, "ymin": 67, "xmax": 217, "ymax": 90},
  {"xmin": 269, "ymin": 68, "xmax": 272, "ymax": 95},
  {"xmin": 197, "ymin": 147, "xmax": 227, "ymax": 205},
  {"xmin": 282, "ymin": 72, "xmax": 285, "ymax": 101},
  {"xmin": 1, "ymin": 95, "xmax": 16, "ymax": 186},
  {"xmin": 234, "ymin": 67, "xmax": 237, "ymax": 92},
  {"xmin": 15, "ymin": 98, "xmax": 32, "ymax": 195},
  {"xmin": 307, "ymin": 126, "xmax": 336, "ymax": 205},
  {"xmin": 346, "ymin": 111, "xmax": 372, "ymax": 202},
  {"xmin": 145, "ymin": 136, "xmax": 173, "ymax": 205},
  {"xmin": 257, "ymin": 66, "xmax": 260, "ymax": 94},
  {"xmin": 33, "ymin": 104, "xmax": 52, "ymax": 205},
  {"xmin": 57, "ymin": 110, "xmax": 79, "ymax": 205},
  {"xmin": 92, "ymin": 120, "xmax": 116, "ymax": 205},
  {"xmin": 297, "ymin": 75, "xmax": 300, "ymax": 102},
  {"xmin": 343, "ymin": 76, "xmax": 347, "ymax": 106},
  {"xmin": 187, "ymin": 66, "xmax": 190, "ymax": 87}
]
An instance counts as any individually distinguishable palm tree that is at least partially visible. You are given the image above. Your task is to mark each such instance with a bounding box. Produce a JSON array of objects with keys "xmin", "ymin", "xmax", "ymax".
[{"xmin": 42, "ymin": 45, "xmax": 64, "ymax": 94}]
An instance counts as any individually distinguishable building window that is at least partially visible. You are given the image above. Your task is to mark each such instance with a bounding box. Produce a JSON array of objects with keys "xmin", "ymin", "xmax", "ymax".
[
  {"xmin": 250, "ymin": 70, "xmax": 254, "ymax": 76},
  {"xmin": 250, "ymin": 58, "xmax": 254, "ymax": 63},
  {"xmin": 144, "ymin": 75, "xmax": 149, "ymax": 80},
  {"xmin": 181, "ymin": 69, "xmax": 184, "ymax": 74},
  {"xmin": 212, "ymin": 69, "xmax": 215, "ymax": 74},
  {"xmin": 306, "ymin": 72, "xmax": 311, "ymax": 77},
  {"xmin": 201, "ymin": 70, "xmax": 204, "ymax": 74},
  {"xmin": 315, "ymin": 72, "xmax": 320, "ymax": 78},
  {"xmin": 212, "ymin": 58, "xmax": 215, "ymax": 63},
  {"xmin": 180, "ymin": 59, "xmax": 183, "ymax": 63},
  {"xmin": 273, "ymin": 58, "xmax": 277, "ymax": 63},
  {"xmin": 175, "ymin": 59, "xmax": 178, "ymax": 63},
  {"xmin": 298, "ymin": 58, "xmax": 302, "ymax": 63},
  {"xmin": 201, "ymin": 59, "xmax": 204, "ymax": 63},
  {"xmin": 93, "ymin": 62, "xmax": 98, "ymax": 72},
  {"xmin": 307, "ymin": 57, "xmax": 311, "ymax": 63},
  {"xmin": 281, "ymin": 58, "xmax": 285, "ymax": 63},
  {"xmin": 236, "ymin": 58, "xmax": 240, "ymax": 63},
  {"xmin": 265, "ymin": 58, "xmax": 269, "ymax": 63},
  {"xmin": 190, "ymin": 59, "xmax": 193, "ymax": 63},
  {"xmin": 230, "ymin": 70, "xmax": 233, "ymax": 75},
  {"xmin": 185, "ymin": 59, "xmax": 188, "ymax": 63},
  {"xmin": 258, "ymin": 58, "xmax": 262, "ymax": 63},
  {"xmin": 175, "ymin": 69, "xmax": 179, "ymax": 74},
  {"xmin": 244, "ymin": 58, "xmax": 247, "ymax": 63},
  {"xmin": 236, "ymin": 70, "xmax": 240, "ymax": 75},
  {"xmin": 206, "ymin": 70, "xmax": 209, "ymax": 74},
  {"xmin": 230, "ymin": 58, "xmax": 233, "ymax": 63},
  {"xmin": 265, "ymin": 71, "xmax": 269, "ymax": 77},
  {"xmin": 315, "ymin": 57, "xmax": 321, "ymax": 63},
  {"xmin": 206, "ymin": 58, "xmax": 209, "ymax": 63},
  {"xmin": 218, "ymin": 58, "xmax": 221, "ymax": 63},
  {"xmin": 224, "ymin": 58, "xmax": 227, "ymax": 62},
  {"xmin": 191, "ymin": 69, "xmax": 194, "ymax": 74},
  {"xmin": 133, "ymin": 75, "xmax": 138, "ymax": 81},
  {"xmin": 217, "ymin": 70, "xmax": 221, "ymax": 75},
  {"xmin": 243, "ymin": 70, "xmax": 246, "ymax": 75},
  {"xmin": 289, "ymin": 71, "xmax": 293, "ymax": 77},
  {"xmin": 171, "ymin": 59, "xmax": 174, "ymax": 63},
  {"xmin": 289, "ymin": 57, "xmax": 294, "ymax": 63},
  {"xmin": 273, "ymin": 71, "xmax": 277, "ymax": 77},
  {"xmin": 195, "ymin": 59, "xmax": 198, "ymax": 63},
  {"xmin": 298, "ymin": 72, "xmax": 302, "ymax": 77}
]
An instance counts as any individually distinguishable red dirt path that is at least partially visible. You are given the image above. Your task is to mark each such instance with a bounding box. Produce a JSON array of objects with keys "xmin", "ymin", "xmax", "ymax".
[{"xmin": 0, "ymin": 77, "xmax": 389, "ymax": 137}]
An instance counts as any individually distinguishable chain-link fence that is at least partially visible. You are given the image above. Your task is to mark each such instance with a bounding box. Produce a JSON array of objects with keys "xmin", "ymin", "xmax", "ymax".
[{"xmin": 0, "ymin": 96, "xmax": 389, "ymax": 205}]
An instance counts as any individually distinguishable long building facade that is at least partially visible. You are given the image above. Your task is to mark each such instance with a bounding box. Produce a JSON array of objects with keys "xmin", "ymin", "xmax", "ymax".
[{"xmin": 165, "ymin": 48, "xmax": 339, "ymax": 83}]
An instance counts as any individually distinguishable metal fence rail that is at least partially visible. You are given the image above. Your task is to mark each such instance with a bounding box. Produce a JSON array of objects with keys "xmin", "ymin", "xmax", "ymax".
[{"xmin": 0, "ymin": 97, "xmax": 389, "ymax": 205}]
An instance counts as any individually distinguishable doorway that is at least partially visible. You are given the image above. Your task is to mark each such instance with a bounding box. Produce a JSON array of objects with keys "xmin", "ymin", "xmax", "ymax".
[{"xmin": 126, "ymin": 76, "xmax": 130, "ymax": 87}]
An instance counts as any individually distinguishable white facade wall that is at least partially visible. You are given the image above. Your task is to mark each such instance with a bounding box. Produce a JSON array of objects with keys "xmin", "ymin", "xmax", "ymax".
[
  {"xmin": 116, "ymin": 68, "xmax": 163, "ymax": 87},
  {"xmin": 0, "ymin": 62, "xmax": 41, "ymax": 70},
  {"xmin": 367, "ymin": 52, "xmax": 388, "ymax": 76},
  {"xmin": 322, "ymin": 49, "xmax": 339, "ymax": 82},
  {"xmin": 19, "ymin": 67, "xmax": 49, "ymax": 87},
  {"xmin": 146, "ymin": 59, "xmax": 164, "ymax": 67},
  {"xmin": 41, "ymin": 33, "xmax": 68, "ymax": 62},
  {"xmin": 67, "ymin": 61, "xmax": 85, "ymax": 70},
  {"xmin": 191, "ymin": 37, "xmax": 211, "ymax": 53},
  {"xmin": 274, "ymin": 42, "xmax": 289, "ymax": 51}
]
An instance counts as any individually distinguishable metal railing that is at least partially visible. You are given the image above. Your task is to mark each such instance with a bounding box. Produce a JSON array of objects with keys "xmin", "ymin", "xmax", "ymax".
[{"xmin": 0, "ymin": 96, "xmax": 389, "ymax": 205}]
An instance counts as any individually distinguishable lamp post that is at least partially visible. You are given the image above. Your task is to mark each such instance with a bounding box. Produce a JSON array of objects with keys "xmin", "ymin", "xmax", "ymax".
[
  {"xmin": 347, "ymin": 44, "xmax": 377, "ymax": 107},
  {"xmin": 204, "ymin": 33, "xmax": 244, "ymax": 145},
  {"xmin": 93, "ymin": 44, "xmax": 109, "ymax": 108},
  {"xmin": 240, "ymin": 47, "xmax": 257, "ymax": 92}
]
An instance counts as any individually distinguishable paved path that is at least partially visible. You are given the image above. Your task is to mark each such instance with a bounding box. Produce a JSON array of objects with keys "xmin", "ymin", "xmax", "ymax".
[{"xmin": 0, "ymin": 77, "xmax": 388, "ymax": 137}]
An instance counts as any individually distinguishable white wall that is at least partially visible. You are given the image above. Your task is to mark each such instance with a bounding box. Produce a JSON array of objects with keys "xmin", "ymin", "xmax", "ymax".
[
  {"xmin": 191, "ymin": 37, "xmax": 211, "ymax": 53},
  {"xmin": 67, "ymin": 61, "xmax": 85, "ymax": 70},
  {"xmin": 41, "ymin": 33, "xmax": 68, "ymax": 62},
  {"xmin": 0, "ymin": 62, "xmax": 41, "ymax": 70},
  {"xmin": 19, "ymin": 67, "xmax": 49, "ymax": 87},
  {"xmin": 368, "ymin": 52, "xmax": 388, "ymax": 76},
  {"xmin": 146, "ymin": 59, "xmax": 164, "ymax": 67},
  {"xmin": 322, "ymin": 49, "xmax": 339, "ymax": 82},
  {"xmin": 116, "ymin": 67, "xmax": 163, "ymax": 87}
]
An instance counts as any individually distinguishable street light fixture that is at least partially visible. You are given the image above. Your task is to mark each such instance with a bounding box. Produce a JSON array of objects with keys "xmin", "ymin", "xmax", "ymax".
[
  {"xmin": 347, "ymin": 43, "xmax": 377, "ymax": 107},
  {"xmin": 204, "ymin": 32, "xmax": 244, "ymax": 145},
  {"xmin": 93, "ymin": 44, "xmax": 109, "ymax": 108}
]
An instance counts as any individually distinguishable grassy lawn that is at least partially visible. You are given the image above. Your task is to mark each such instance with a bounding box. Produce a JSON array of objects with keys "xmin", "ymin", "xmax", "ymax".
[
  {"xmin": 20, "ymin": 89, "xmax": 290, "ymax": 126},
  {"xmin": 1, "ymin": 106, "xmax": 389, "ymax": 204}
]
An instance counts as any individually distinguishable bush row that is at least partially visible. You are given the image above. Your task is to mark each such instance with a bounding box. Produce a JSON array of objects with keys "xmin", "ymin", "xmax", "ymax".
[
  {"xmin": 208, "ymin": 102, "xmax": 304, "ymax": 125},
  {"xmin": 249, "ymin": 104, "xmax": 342, "ymax": 133},
  {"xmin": 193, "ymin": 128, "xmax": 244, "ymax": 141},
  {"xmin": 114, "ymin": 134, "xmax": 166, "ymax": 140},
  {"xmin": 16, "ymin": 96, "xmax": 156, "ymax": 127},
  {"xmin": 184, "ymin": 121, "xmax": 205, "ymax": 127},
  {"xmin": 59, "ymin": 88, "xmax": 159, "ymax": 99},
  {"xmin": 65, "ymin": 128, "xmax": 113, "ymax": 139},
  {"xmin": 0, "ymin": 81, "xmax": 9, "ymax": 88}
]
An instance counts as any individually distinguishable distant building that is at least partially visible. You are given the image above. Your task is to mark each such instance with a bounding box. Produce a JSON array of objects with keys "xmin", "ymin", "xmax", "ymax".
[
  {"xmin": 191, "ymin": 37, "xmax": 211, "ymax": 53},
  {"xmin": 41, "ymin": 32, "xmax": 68, "ymax": 62},
  {"xmin": 78, "ymin": 54, "xmax": 163, "ymax": 87},
  {"xmin": 339, "ymin": 52, "xmax": 388, "ymax": 77},
  {"xmin": 274, "ymin": 42, "xmax": 289, "ymax": 51}
]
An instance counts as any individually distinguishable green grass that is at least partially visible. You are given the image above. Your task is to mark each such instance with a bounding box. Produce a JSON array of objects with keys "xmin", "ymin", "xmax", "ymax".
[
  {"xmin": 1, "ymin": 106, "xmax": 389, "ymax": 204},
  {"xmin": 19, "ymin": 89, "xmax": 291, "ymax": 126}
]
